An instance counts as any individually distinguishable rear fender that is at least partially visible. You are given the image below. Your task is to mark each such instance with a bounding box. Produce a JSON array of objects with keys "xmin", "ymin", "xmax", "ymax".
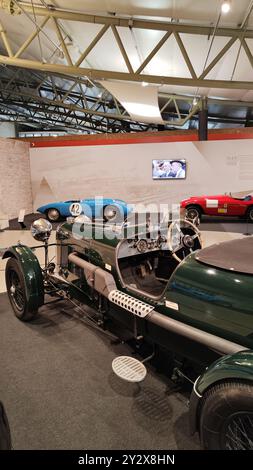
[
  {"xmin": 2, "ymin": 245, "xmax": 44, "ymax": 310},
  {"xmin": 189, "ymin": 350, "xmax": 253, "ymax": 435}
]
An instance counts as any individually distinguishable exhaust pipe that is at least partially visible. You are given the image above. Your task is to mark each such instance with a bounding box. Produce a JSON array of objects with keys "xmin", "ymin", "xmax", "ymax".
[{"xmin": 146, "ymin": 310, "xmax": 244, "ymax": 356}]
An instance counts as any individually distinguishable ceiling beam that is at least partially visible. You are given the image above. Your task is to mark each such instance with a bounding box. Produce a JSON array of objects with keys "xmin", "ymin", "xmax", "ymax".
[
  {"xmin": 0, "ymin": 4, "xmax": 252, "ymax": 96},
  {"xmin": 0, "ymin": 55, "xmax": 252, "ymax": 90},
  {"xmin": 7, "ymin": 3, "xmax": 253, "ymax": 39}
]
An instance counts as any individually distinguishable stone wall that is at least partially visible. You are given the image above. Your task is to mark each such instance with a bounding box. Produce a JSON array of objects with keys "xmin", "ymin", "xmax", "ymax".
[{"xmin": 0, "ymin": 138, "xmax": 33, "ymax": 220}]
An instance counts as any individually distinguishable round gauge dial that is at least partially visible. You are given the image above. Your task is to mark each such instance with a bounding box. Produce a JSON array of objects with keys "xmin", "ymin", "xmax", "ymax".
[
  {"xmin": 148, "ymin": 240, "xmax": 155, "ymax": 249},
  {"xmin": 157, "ymin": 235, "xmax": 166, "ymax": 248},
  {"xmin": 136, "ymin": 239, "xmax": 148, "ymax": 253}
]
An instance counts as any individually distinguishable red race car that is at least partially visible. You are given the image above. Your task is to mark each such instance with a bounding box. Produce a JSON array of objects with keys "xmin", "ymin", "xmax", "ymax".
[{"xmin": 181, "ymin": 192, "xmax": 253, "ymax": 221}]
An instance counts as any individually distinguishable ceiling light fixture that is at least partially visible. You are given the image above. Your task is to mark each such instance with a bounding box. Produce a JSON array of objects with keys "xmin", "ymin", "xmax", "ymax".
[{"xmin": 221, "ymin": 1, "xmax": 231, "ymax": 14}]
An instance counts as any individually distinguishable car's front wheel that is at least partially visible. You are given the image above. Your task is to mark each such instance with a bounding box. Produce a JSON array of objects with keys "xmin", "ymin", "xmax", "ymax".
[
  {"xmin": 246, "ymin": 206, "xmax": 253, "ymax": 222},
  {"xmin": 200, "ymin": 381, "xmax": 253, "ymax": 450},
  {"xmin": 46, "ymin": 208, "xmax": 60, "ymax": 222},
  {"xmin": 5, "ymin": 258, "xmax": 38, "ymax": 321}
]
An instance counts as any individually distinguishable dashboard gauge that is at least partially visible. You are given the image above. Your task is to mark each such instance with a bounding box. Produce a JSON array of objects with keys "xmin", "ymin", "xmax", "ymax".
[
  {"xmin": 136, "ymin": 239, "xmax": 148, "ymax": 253},
  {"xmin": 148, "ymin": 240, "xmax": 155, "ymax": 250},
  {"xmin": 157, "ymin": 235, "xmax": 166, "ymax": 248}
]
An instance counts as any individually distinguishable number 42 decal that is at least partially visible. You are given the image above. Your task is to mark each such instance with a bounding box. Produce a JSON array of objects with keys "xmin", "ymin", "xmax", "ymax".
[{"xmin": 70, "ymin": 203, "xmax": 82, "ymax": 216}]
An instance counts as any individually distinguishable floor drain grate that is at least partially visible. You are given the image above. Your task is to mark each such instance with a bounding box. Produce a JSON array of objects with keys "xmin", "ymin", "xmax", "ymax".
[{"xmin": 112, "ymin": 356, "xmax": 147, "ymax": 383}]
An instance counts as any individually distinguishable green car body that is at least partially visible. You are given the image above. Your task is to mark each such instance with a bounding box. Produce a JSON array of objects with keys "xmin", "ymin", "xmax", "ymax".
[{"xmin": 3, "ymin": 218, "xmax": 253, "ymax": 449}]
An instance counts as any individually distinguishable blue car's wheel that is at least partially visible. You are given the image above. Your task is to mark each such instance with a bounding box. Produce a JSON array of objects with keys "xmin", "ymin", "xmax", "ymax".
[
  {"xmin": 46, "ymin": 208, "xmax": 60, "ymax": 222},
  {"xmin": 103, "ymin": 205, "xmax": 121, "ymax": 222}
]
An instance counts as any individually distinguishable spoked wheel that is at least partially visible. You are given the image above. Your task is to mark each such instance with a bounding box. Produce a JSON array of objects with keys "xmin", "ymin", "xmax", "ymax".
[
  {"xmin": 200, "ymin": 382, "xmax": 253, "ymax": 450},
  {"xmin": 223, "ymin": 411, "xmax": 253, "ymax": 450},
  {"xmin": 186, "ymin": 205, "xmax": 201, "ymax": 221},
  {"xmin": 8, "ymin": 269, "xmax": 25, "ymax": 313},
  {"xmin": 5, "ymin": 258, "xmax": 38, "ymax": 321},
  {"xmin": 167, "ymin": 219, "xmax": 202, "ymax": 262}
]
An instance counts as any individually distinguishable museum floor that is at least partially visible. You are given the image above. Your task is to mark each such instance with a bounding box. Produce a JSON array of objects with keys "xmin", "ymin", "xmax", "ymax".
[{"xmin": 0, "ymin": 224, "xmax": 250, "ymax": 449}]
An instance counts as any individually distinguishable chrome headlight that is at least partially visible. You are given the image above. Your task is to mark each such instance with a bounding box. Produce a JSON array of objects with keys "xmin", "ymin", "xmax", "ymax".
[{"xmin": 31, "ymin": 218, "xmax": 52, "ymax": 242}]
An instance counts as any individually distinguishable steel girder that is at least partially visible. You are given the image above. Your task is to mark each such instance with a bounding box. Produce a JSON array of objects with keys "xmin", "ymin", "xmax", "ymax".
[
  {"xmin": 0, "ymin": 1, "xmax": 252, "ymax": 91},
  {"xmin": 0, "ymin": 64, "xmax": 202, "ymax": 131}
]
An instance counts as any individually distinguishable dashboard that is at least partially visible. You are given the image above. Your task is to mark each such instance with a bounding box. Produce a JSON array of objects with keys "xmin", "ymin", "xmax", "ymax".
[{"xmin": 117, "ymin": 236, "xmax": 169, "ymax": 259}]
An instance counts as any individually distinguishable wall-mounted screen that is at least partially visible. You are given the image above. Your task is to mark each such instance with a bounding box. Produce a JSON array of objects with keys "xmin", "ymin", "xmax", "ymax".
[{"xmin": 152, "ymin": 159, "xmax": 186, "ymax": 179}]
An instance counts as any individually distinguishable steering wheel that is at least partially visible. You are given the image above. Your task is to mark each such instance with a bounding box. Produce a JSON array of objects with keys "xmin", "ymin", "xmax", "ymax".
[{"xmin": 167, "ymin": 219, "xmax": 202, "ymax": 263}]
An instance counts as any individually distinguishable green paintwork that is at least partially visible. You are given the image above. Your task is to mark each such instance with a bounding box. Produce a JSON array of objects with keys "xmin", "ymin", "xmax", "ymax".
[
  {"xmin": 3, "ymin": 245, "xmax": 44, "ymax": 311},
  {"xmin": 195, "ymin": 350, "xmax": 253, "ymax": 395},
  {"xmin": 163, "ymin": 253, "xmax": 253, "ymax": 349},
  {"xmin": 61, "ymin": 222, "xmax": 253, "ymax": 350}
]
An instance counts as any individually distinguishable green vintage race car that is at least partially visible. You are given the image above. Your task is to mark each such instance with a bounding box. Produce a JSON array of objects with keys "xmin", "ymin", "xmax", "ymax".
[{"xmin": 2, "ymin": 215, "xmax": 253, "ymax": 450}]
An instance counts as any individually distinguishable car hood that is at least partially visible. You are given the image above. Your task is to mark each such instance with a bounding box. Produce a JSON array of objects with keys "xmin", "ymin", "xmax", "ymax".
[{"xmin": 182, "ymin": 194, "xmax": 225, "ymax": 202}]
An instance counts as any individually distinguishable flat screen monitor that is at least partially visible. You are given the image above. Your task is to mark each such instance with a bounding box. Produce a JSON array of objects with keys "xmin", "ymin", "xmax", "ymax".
[{"xmin": 152, "ymin": 159, "xmax": 186, "ymax": 179}]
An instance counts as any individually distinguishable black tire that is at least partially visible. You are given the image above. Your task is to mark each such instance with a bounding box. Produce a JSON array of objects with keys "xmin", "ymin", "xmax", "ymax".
[
  {"xmin": 200, "ymin": 381, "xmax": 253, "ymax": 450},
  {"xmin": 103, "ymin": 205, "xmax": 121, "ymax": 222},
  {"xmin": 0, "ymin": 401, "xmax": 11, "ymax": 450},
  {"xmin": 246, "ymin": 206, "xmax": 253, "ymax": 222},
  {"xmin": 5, "ymin": 258, "xmax": 38, "ymax": 321},
  {"xmin": 46, "ymin": 208, "xmax": 60, "ymax": 222},
  {"xmin": 186, "ymin": 205, "xmax": 202, "ymax": 221}
]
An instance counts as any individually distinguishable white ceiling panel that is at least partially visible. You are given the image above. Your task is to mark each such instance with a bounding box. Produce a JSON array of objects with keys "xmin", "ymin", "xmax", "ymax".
[
  {"xmin": 83, "ymin": 27, "xmax": 129, "ymax": 72},
  {"xmin": 180, "ymin": 33, "xmax": 232, "ymax": 78},
  {"xmin": 143, "ymin": 33, "xmax": 192, "ymax": 78},
  {"xmin": 38, "ymin": 1, "xmax": 253, "ymax": 26},
  {"xmin": 101, "ymin": 79, "xmax": 164, "ymax": 123}
]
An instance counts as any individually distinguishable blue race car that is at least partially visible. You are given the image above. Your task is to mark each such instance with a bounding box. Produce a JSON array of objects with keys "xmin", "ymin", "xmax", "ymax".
[{"xmin": 37, "ymin": 198, "xmax": 132, "ymax": 222}]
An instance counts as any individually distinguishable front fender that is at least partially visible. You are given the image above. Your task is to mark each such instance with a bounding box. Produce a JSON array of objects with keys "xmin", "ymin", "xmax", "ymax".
[
  {"xmin": 2, "ymin": 245, "xmax": 44, "ymax": 310},
  {"xmin": 189, "ymin": 350, "xmax": 253, "ymax": 435}
]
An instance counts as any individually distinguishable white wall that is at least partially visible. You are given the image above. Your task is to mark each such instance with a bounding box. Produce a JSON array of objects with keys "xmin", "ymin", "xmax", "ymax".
[
  {"xmin": 0, "ymin": 122, "xmax": 16, "ymax": 138},
  {"xmin": 29, "ymin": 139, "xmax": 253, "ymax": 210},
  {"xmin": 0, "ymin": 138, "xmax": 33, "ymax": 219}
]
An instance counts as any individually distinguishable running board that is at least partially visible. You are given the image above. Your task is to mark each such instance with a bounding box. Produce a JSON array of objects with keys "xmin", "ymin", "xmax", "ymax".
[{"xmin": 108, "ymin": 290, "xmax": 155, "ymax": 318}]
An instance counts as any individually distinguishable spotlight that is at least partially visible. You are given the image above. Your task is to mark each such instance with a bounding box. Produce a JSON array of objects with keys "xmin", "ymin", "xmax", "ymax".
[
  {"xmin": 141, "ymin": 81, "xmax": 148, "ymax": 87},
  {"xmin": 193, "ymin": 97, "xmax": 198, "ymax": 106},
  {"xmin": 221, "ymin": 1, "xmax": 231, "ymax": 14}
]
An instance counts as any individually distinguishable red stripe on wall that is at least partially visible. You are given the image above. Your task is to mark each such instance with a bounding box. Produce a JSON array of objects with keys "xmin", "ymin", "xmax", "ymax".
[
  {"xmin": 30, "ymin": 134, "xmax": 199, "ymax": 148},
  {"xmin": 28, "ymin": 130, "xmax": 253, "ymax": 148},
  {"xmin": 208, "ymin": 133, "xmax": 253, "ymax": 141}
]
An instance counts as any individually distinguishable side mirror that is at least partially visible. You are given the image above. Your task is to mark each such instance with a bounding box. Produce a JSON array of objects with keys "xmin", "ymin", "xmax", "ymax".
[{"xmin": 31, "ymin": 218, "xmax": 52, "ymax": 242}]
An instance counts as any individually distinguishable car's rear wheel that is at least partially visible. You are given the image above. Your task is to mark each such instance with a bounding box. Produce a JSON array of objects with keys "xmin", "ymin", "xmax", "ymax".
[
  {"xmin": 103, "ymin": 205, "xmax": 121, "ymax": 222},
  {"xmin": 186, "ymin": 205, "xmax": 202, "ymax": 221},
  {"xmin": 46, "ymin": 208, "xmax": 60, "ymax": 222},
  {"xmin": 5, "ymin": 258, "xmax": 38, "ymax": 321},
  {"xmin": 200, "ymin": 381, "xmax": 253, "ymax": 450},
  {"xmin": 246, "ymin": 206, "xmax": 253, "ymax": 222}
]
